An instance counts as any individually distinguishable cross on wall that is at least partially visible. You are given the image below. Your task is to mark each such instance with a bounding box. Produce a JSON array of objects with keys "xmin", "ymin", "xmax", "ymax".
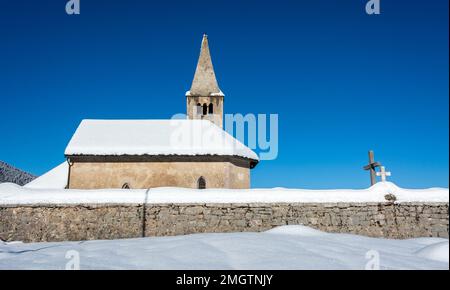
[
  {"xmin": 363, "ymin": 150, "xmax": 393, "ymax": 185},
  {"xmin": 363, "ymin": 150, "xmax": 382, "ymax": 186},
  {"xmin": 376, "ymin": 166, "xmax": 391, "ymax": 182}
]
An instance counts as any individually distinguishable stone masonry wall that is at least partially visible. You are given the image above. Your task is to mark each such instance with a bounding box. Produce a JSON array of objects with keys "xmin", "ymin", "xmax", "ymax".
[{"xmin": 0, "ymin": 202, "xmax": 448, "ymax": 242}]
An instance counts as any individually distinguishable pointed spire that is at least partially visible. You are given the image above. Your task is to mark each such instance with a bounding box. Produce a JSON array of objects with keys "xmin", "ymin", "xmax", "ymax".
[{"xmin": 187, "ymin": 34, "xmax": 223, "ymax": 97}]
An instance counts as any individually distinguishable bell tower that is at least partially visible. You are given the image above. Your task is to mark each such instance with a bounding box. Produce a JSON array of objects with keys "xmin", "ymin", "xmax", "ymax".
[{"xmin": 186, "ymin": 34, "xmax": 224, "ymax": 128}]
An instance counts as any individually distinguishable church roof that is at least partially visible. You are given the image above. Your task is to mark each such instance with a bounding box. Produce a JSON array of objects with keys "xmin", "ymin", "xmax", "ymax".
[
  {"xmin": 64, "ymin": 119, "xmax": 259, "ymax": 162},
  {"xmin": 186, "ymin": 34, "xmax": 224, "ymax": 97}
]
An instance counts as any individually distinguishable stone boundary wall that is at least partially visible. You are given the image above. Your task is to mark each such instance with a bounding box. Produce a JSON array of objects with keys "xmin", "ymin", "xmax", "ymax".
[{"xmin": 0, "ymin": 202, "xmax": 448, "ymax": 242}]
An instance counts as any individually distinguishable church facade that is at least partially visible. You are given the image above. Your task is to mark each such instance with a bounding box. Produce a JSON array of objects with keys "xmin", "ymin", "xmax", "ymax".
[{"xmin": 64, "ymin": 35, "xmax": 259, "ymax": 190}]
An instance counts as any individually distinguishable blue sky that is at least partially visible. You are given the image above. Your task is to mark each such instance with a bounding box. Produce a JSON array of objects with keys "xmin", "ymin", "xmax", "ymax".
[{"xmin": 0, "ymin": 0, "xmax": 448, "ymax": 189}]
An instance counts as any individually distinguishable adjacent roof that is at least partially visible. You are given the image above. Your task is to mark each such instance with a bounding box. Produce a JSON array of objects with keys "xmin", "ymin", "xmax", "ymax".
[
  {"xmin": 64, "ymin": 119, "xmax": 259, "ymax": 162},
  {"xmin": 24, "ymin": 162, "xmax": 68, "ymax": 189},
  {"xmin": 186, "ymin": 34, "xmax": 224, "ymax": 97}
]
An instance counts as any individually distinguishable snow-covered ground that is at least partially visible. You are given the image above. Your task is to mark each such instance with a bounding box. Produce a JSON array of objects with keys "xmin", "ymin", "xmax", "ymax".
[
  {"xmin": 0, "ymin": 182, "xmax": 448, "ymax": 205},
  {"xmin": 2, "ymin": 181, "xmax": 447, "ymax": 269},
  {"xmin": 0, "ymin": 226, "xmax": 447, "ymax": 270}
]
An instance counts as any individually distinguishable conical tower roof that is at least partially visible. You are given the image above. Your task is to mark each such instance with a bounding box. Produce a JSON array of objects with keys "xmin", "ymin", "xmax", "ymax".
[{"xmin": 187, "ymin": 34, "xmax": 223, "ymax": 97}]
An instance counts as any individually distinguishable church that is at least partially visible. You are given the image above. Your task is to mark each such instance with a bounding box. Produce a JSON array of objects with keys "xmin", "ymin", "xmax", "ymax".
[{"xmin": 62, "ymin": 35, "xmax": 259, "ymax": 190}]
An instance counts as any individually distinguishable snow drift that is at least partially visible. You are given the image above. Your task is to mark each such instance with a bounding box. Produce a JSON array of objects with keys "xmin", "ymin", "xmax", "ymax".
[
  {"xmin": 0, "ymin": 226, "xmax": 447, "ymax": 270},
  {"xmin": 415, "ymin": 241, "xmax": 449, "ymax": 263}
]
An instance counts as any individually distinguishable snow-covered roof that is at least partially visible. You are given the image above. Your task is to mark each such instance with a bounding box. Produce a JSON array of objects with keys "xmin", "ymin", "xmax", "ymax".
[
  {"xmin": 24, "ymin": 162, "xmax": 68, "ymax": 189},
  {"xmin": 64, "ymin": 119, "xmax": 259, "ymax": 161}
]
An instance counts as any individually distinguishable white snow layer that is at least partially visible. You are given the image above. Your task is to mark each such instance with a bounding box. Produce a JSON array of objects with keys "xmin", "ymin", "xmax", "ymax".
[
  {"xmin": 415, "ymin": 241, "xmax": 449, "ymax": 263},
  {"xmin": 64, "ymin": 119, "xmax": 258, "ymax": 160},
  {"xmin": 0, "ymin": 225, "xmax": 447, "ymax": 270},
  {"xmin": 0, "ymin": 182, "xmax": 448, "ymax": 205},
  {"xmin": 185, "ymin": 90, "xmax": 225, "ymax": 97},
  {"xmin": 24, "ymin": 162, "xmax": 68, "ymax": 189}
]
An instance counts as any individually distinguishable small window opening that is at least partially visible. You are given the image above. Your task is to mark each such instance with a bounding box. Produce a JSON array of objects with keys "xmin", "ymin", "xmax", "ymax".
[
  {"xmin": 197, "ymin": 176, "xmax": 206, "ymax": 189},
  {"xmin": 122, "ymin": 183, "xmax": 130, "ymax": 189},
  {"xmin": 208, "ymin": 103, "xmax": 214, "ymax": 114}
]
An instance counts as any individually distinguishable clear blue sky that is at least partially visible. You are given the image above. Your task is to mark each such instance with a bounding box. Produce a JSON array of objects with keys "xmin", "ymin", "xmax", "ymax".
[{"xmin": 0, "ymin": 0, "xmax": 448, "ymax": 189}]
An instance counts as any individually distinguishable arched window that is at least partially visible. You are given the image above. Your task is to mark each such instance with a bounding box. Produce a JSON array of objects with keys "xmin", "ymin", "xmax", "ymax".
[
  {"xmin": 122, "ymin": 183, "xmax": 130, "ymax": 189},
  {"xmin": 196, "ymin": 103, "xmax": 202, "ymax": 115},
  {"xmin": 197, "ymin": 176, "xmax": 206, "ymax": 189},
  {"xmin": 202, "ymin": 104, "xmax": 208, "ymax": 115},
  {"xmin": 208, "ymin": 103, "xmax": 214, "ymax": 114}
]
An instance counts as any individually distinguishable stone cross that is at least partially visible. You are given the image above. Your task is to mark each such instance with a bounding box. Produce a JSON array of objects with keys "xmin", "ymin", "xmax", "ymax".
[
  {"xmin": 376, "ymin": 166, "xmax": 391, "ymax": 182},
  {"xmin": 363, "ymin": 150, "xmax": 381, "ymax": 186}
]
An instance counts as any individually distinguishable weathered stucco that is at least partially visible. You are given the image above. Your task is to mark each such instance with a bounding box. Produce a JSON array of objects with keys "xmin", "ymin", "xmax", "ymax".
[
  {"xmin": 0, "ymin": 202, "xmax": 447, "ymax": 242},
  {"xmin": 67, "ymin": 158, "xmax": 250, "ymax": 189}
]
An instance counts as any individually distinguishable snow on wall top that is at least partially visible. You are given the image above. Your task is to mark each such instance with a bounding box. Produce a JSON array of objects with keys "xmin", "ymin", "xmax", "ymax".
[
  {"xmin": 64, "ymin": 119, "xmax": 258, "ymax": 161},
  {"xmin": 0, "ymin": 182, "xmax": 448, "ymax": 205}
]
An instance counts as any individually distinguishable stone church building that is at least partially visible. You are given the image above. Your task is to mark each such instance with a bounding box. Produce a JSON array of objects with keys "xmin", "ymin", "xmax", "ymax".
[{"xmin": 64, "ymin": 35, "xmax": 259, "ymax": 189}]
